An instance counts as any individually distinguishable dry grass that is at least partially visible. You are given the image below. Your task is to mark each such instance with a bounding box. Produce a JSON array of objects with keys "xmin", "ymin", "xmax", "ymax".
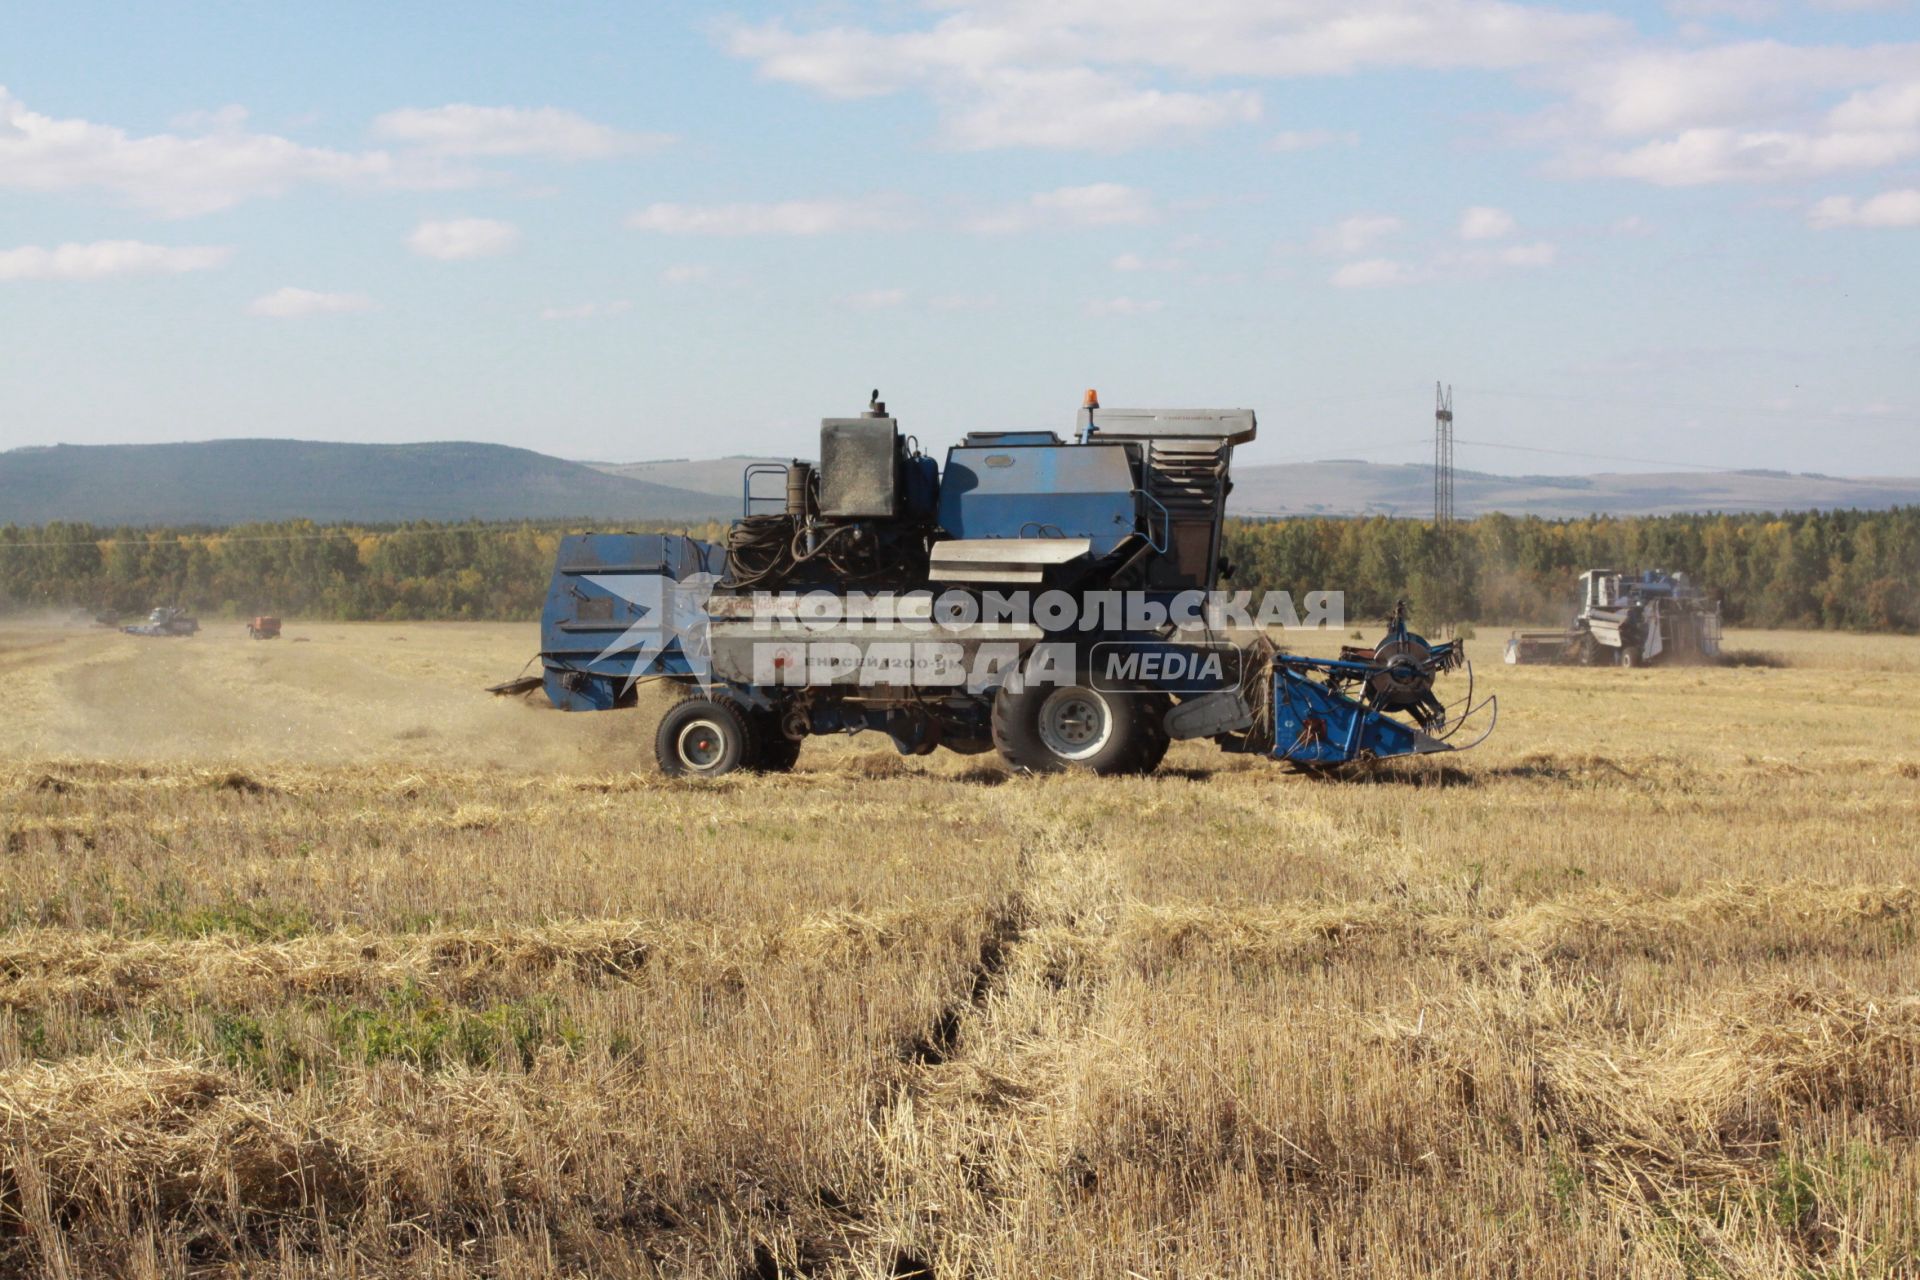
[{"xmin": 0, "ymin": 620, "xmax": 1917, "ymax": 1276}]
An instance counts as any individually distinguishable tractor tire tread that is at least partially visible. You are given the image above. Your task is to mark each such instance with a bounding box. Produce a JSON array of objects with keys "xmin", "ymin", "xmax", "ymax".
[
  {"xmin": 992, "ymin": 673, "xmax": 1151, "ymax": 776},
  {"xmin": 654, "ymin": 697, "xmax": 758, "ymax": 778}
]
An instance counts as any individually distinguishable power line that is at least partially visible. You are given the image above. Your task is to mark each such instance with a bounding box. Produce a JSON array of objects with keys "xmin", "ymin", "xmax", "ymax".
[{"xmin": 1432, "ymin": 383, "xmax": 1458, "ymax": 638}]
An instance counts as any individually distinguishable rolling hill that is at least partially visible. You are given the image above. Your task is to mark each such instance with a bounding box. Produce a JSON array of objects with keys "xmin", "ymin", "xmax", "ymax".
[
  {"xmin": 592, "ymin": 456, "xmax": 1920, "ymax": 519},
  {"xmin": 590, "ymin": 456, "xmax": 786, "ymax": 497},
  {"xmin": 1226, "ymin": 460, "xmax": 1920, "ymax": 519},
  {"xmin": 0, "ymin": 440, "xmax": 731, "ymax": 527},
  {"xmin": 6, "ymin": 439, "xmax": 1916, "ymax": 528}
]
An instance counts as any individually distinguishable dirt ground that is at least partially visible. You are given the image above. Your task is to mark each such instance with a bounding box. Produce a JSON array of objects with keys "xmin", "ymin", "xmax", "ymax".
[
  {"xmin": 0, "ymin": 619, "xmax": 643, "ymax": 770},
  {"xmin": 5, "ymin": 617, "xmax": 1915, "ymax": 771},
  {"xmin": 2, "ymin": 617, "xmax": 1917, "ymax": 1278}
]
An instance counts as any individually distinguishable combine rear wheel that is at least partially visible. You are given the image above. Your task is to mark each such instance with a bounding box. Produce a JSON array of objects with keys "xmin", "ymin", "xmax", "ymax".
[
  {"xmin": 655, "ymin": 698, "xmax": 756, "ymax": 778},
  {"xmin": 992, "ymin": 678, "xmax": 1154, "ymax": 775}
]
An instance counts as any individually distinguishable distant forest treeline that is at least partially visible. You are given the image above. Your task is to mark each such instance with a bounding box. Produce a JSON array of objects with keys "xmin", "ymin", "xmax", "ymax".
[
  {"xmin": 0, "ymin": 520, "xmax": 723, "ymax": 624},
  {"xmin": 2, "ymin": 507, "xmax": 1918, "ymax": 631},
  {"xmin": 1224, "ymin": 508, "xmax": 1920, "ymax": 631}
]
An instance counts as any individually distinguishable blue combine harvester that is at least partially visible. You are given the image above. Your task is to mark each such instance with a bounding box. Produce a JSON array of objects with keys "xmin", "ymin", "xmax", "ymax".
[{"xmin": 503, "ymin": 393, "xmax": 1494, "ymax": 777}]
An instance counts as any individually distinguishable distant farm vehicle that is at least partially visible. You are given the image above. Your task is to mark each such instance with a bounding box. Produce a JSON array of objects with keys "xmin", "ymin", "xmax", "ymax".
[
  {"xmin": 506, "ymin": 391, "xmax": 1495, "ymax": 778},
  {"xmin": 122, "ymin": 607, "xmax": 199, "ymax": 637},
  {"xmin": 247, "ymin": 616, "xmax": 282, "ymax": 640},
  {"xmin": 1506, "ymin": 569, "xmax": 1721, "ymax": 667}
]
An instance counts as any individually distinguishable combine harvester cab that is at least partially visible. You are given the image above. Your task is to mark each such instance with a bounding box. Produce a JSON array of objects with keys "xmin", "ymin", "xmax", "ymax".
[
  {"xmin": 1506, "ymin": 568, "xmax": 1722, "ymax": 667},
  {"xmin": 508, "ymin": 393, "xmax": 1495, "ymax": 777}
]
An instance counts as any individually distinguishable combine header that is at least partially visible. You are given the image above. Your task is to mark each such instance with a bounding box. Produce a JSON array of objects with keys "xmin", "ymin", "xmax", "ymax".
[
  {"xmin": 511, "ymin": 392, "xmax": 1494, "ymax": 777},
  {"xmin": 1506, "ymin": 569, "xmax": 1721, "ymax": 667}
]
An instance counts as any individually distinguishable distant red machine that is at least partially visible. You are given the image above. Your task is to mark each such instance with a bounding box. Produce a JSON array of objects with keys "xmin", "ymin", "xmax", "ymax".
[{"xmin": 247, "ymin": 616, "xmax": 282, "ymax": 640}]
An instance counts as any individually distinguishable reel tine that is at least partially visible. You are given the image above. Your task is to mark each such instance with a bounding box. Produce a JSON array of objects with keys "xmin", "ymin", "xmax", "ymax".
[
  {"xmin": 1447, "ymin": 695, "xmax": 1499, "ymax": 752},
  {"xmin": 1434, "ymin": 659, "xmax": 1476, "ymax": 740},
  {"xmin": 1420, "ymin": 660, "xmax": 1477, "ymax": 742}
]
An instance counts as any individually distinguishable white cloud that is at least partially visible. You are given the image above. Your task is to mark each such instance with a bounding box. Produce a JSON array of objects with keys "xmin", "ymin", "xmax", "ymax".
[
  {"xmin": 1332, "ymin": 239, "xmax": 1555, "ymax": 287},
  {"xmin": 1458, "ymin": 205, "xmax": 1517, "ymax": 239},
  {"xmin": 1332, "ymin": 258, "xmax": 1419, "ymax": 288},
  {"xmin": 729, "ymin": 26, "xmax": 1261, "ymax": 150},
  {"xmin": 726, "ymin": 10, "xmax": 1920, "ymax": 190},
  {"xmin": 1031, "ymin": 183, "xmax": 1156, "ymax": 225},
  {"xmin": 246, "ymin": 287, "xmax": 375, "ymax": 318},
  {"xmin": 1808, "ymin": 187, "xmax": 1920, "ymax": 226},
  {"xmin": 371, "ymin": 104, "xmax": 669, "ymax": 158},
  {"xmin": 0, "ymin": 240, "xmax": 231, "ymax": 281},
  {"xmin": 1665, "ymin": 0, "xmax": 1780, "ymax": 23},
  {"xmin": 169, "ymin": 104, "xmax": 251, "ymax": 132},
  {"xmin": 661, "ymin": 263, "xmax": 755, "ymax": 289},
  {"xmin": 1269, "ymin": 129, "xmax": 1359, "ymax": 151},
  {"xmin": 843, "ymin": 287, "xmax": 909, "ymax": 310},
  {"xmin": 729, "ymin": 5, "xmax": 1621, "ymax": 95},
  {"xmin": 627, "ymin": 198, "xmax": 911, "ymax": 235},
  {"xmin": 1564, "ymin": 42, "xmax": 1920, "ymax": 139},
  {"xmin": 1113, "ymin": 253, "xmax": 1182, "ymax": 276},
  {"xmin": 722, "ymin": 24, "xmax": 920, "ymax": 101},
  {"xmin": 0, "ymin": 84, "xmax": 412, "ymax": 216},
  {"xmin": 1112, "ymin": 251, "xmax": 1183, "ymax": 272},
  {"xmin": 929, "ymin": 292, "xmax": 999, "ymax": 311},
  {"xmin": 942, "ymin": 68, "xmax": 1260, "ymax": 150},
  {"xmin": 1085, "ymin": 296, "xmax": 1165, "ymax": 316},
  {"xmin": 1829, "ymin": 80, "xmax": 1920, "ymax": 132},
  {"xmin": 539, "ymin": 299, "xmax": 633, "ymax": 320},
  {"xmin": 972, "ymin": 183, "xmax": 1157, "ymax": 234},
  {"xmin": 0, "ymin": 89, "xmax": 655, "ymax": 218},
  {"xmin": 1548, "ymin": 42, "xmax": 1920, "ymax": 185},
  {"xmin": 407, "ymin": 217, "xmax": 521, "ymax": 259},
  {"xmin": 1315, "ymin": 213, "xmax": 1404, "ymax": 255},
  {"xmin": 726, "ymin": 0, "xmax": 1622, "ymax": 151},
  {"xmin": 1487, "ymin": 240, "xmax": 1557, "ymax": 267},
  {"xmin": 1593, "ymin": 125, "xmax": 1920, "ymax": 184}
]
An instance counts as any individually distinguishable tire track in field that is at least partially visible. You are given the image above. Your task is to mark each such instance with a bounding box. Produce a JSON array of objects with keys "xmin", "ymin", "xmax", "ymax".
[{"xmin": 866, "ymin": 806, "xmax": 1127, "ymax": 1276}]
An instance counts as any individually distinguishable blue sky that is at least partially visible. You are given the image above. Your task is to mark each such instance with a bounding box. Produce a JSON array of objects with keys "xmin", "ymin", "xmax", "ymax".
[{"xmin": 2, "ymin": 0, "xmax": 1916, "ymax": 475}]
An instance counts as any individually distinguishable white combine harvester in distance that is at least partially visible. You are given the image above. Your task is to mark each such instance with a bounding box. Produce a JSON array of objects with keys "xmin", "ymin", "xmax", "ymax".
[{"xmin": 1506, "ymin": 569, "xmax": 1722, "ymax": 668}]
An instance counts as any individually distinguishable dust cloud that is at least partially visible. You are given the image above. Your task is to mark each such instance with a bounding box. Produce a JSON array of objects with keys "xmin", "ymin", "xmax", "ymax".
[{"xmin": 0, "ymin": 619, "xmax": 663, "ymax": 772}]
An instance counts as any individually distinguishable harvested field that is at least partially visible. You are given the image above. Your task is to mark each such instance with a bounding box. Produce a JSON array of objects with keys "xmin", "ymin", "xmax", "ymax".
[{"xmin": 1, "ymin": 619, "xmax": 1918, "ymax": 1277}]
